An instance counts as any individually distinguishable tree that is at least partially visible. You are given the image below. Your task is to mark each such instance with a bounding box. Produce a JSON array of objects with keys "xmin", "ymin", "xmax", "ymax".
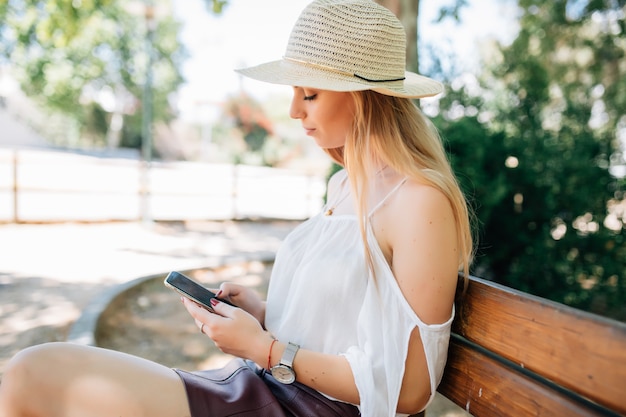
[
  {"xmin": 438, "ymin": 0, "xmax": 626, "ymax": 320},
  {"xmin": 375, "ymin": 0, "xmax": 467, "ymax": 74},
  {"xmin": 0, "ymin": 0, "xmax": 186, "ymax": 149}
]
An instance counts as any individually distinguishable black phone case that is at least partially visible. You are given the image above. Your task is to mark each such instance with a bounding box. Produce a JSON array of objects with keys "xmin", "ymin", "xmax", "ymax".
[{"xmin": 164, "ymin": 271, "xmax": 235, "ymax": 311}]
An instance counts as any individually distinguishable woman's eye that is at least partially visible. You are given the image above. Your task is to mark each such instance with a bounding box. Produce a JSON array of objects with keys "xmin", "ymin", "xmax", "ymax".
[{"xmin": 303, "ymin": 93, "xmax": 317, "ymax": 101}]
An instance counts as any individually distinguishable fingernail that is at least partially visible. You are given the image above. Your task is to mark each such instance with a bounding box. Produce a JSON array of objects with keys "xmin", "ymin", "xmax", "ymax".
[
  {"xmin": 210, "ymin": 298, "xmax": 219, "ymax": 307},
  {"xmin": 216, "ymin": 290, "xmax": 223, "ymax": 298}
]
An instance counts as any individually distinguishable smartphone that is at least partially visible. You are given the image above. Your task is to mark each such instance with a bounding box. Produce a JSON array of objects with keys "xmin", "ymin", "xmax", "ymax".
[{"xmin": 164, "ymin": 271, "xmax": 235, "ymax": 312}]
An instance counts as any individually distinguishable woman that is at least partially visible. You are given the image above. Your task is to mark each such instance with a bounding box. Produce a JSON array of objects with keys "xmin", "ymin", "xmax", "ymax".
[{"xmin": 0, "ymin": 0, "xmax": 473, "ymax": 416}]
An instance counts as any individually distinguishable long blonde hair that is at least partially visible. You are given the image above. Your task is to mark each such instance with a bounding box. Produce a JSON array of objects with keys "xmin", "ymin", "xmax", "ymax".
[{"xmin": 324, "ymin": 90, "xmax": 474, "ymax": 283}]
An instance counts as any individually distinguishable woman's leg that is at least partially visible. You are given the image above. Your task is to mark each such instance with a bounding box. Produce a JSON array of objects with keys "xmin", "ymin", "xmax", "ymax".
[{"xmin": 0, "ymin": 342, "xmax": 191, "ymax": 417}]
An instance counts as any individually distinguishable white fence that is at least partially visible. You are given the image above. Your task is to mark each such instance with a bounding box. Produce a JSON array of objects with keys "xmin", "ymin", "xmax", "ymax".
[{"xmin": 0, "ymin": 148, "xmax": 327, "ymax": 223}]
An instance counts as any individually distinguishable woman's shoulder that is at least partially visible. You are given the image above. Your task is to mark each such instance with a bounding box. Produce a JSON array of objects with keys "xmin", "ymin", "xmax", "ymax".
[
  {"xmin": 391, "ymin": 177, "xmax": 452, "ymax": 217},
  {"xmin": 386, "ymin": 179, "xmax": 456, "ymax": 252},
  {"xmin": 382, "ymin": 178, "xmax": 459, "ymax": 324}
]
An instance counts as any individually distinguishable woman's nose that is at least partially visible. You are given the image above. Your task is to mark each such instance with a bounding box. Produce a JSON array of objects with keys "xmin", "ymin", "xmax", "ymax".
[{"xmin": 289, "ymin": 96, "xmax": 304, "ymax": 120}]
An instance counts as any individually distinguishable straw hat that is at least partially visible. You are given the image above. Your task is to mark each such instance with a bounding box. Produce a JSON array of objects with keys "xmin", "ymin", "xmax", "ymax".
[{"xmin": 236, "ymin": 0, "xmax": 443, "ymax": 99}]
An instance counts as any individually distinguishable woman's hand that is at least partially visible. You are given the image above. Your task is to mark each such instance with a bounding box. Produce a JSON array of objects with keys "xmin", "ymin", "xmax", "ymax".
[
  {"xmin": 183, "ymin": 298, "xmax": 360, "ymax": 404},
  {"xmin": 182, "ymin": 297, "xmax": 273, "ymax": 365},
  {"xmin": 215, "ymin": 283, "xmax": 266, "ymax": 327}
]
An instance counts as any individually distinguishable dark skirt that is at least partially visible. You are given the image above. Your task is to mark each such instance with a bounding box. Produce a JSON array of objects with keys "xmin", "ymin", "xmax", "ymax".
[{"xmin": 174, "ymin": 358, "xmax": 361, "ymax": 417}]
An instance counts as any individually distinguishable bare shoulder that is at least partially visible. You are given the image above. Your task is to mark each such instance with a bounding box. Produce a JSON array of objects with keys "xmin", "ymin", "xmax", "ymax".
[
  {"xmin": 395, "ymin": 179, "xmax": 452, "ymax": 214},
  {"xmin": 385, "ymin": 179, "xmax": 456, "ymax": 243},
  {"xmin": 382, "ymin": 179, "xmax": 459, "ymax": 324}
]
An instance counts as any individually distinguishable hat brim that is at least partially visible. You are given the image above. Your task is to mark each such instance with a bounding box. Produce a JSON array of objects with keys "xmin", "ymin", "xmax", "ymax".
[{"xmin": 235, "ymin": 59, "xmax": 443, "ymax": 99}]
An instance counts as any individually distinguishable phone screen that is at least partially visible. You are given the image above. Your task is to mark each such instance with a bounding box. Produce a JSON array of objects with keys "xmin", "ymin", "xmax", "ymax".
[{"xmin": 164, "ymin": 271, "xmax": 234, "ymax": 311}]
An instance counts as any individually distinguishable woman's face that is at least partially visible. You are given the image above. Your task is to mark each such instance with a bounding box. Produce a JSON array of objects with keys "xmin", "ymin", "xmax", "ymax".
[{"xmin": 289, "ymin": 87, "xmax": 356, "ymax": 149}]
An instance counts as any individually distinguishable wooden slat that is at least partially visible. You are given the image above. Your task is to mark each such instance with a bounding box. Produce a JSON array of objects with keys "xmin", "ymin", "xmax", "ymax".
[
  {"xmin": 438, "ymin": 338, "xmax": 614, "ymax": 417},
  {"xmin": 453, "ymin": 276, "xmax": 626, "ymax": 415}
]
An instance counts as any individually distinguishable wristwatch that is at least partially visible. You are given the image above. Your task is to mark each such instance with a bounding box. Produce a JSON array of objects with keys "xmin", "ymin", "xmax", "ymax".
[{"xmin": 271, "ymin": 342, "xmax": 300, "ymax": 384}]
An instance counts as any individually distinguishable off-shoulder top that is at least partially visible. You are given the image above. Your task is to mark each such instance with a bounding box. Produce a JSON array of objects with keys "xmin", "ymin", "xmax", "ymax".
[{"xmin": 265, "ymin": 172, "xmax": 453, "ymax": 417}]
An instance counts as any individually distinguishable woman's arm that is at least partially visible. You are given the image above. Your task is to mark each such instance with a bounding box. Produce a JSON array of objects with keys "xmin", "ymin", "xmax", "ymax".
[
  {"xmin": 375, "ymin": 180, "xmax": 460, "ymax": 413},
  {"xmin": 182, "ymin": 298, "xmax": 361, "ymax": 403},
  {"xmin": 267, "ymin": 340, "xmax": 360, "ymax": 403},
  {"xmin": 385, "ymin": 181, "xmax": 459, "ymax": 324}
]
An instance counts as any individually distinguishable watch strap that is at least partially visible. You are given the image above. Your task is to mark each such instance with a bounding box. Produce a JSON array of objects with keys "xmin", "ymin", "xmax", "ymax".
[{"xmin": 281, "ymin": 342, "xmax": 300, "ymax": 367}]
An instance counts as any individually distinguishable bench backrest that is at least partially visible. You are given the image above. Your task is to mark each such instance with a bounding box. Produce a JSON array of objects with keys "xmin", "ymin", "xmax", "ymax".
[{"xmin": 437, "ymin": 276, "xmax": 626, "ymax": 417}]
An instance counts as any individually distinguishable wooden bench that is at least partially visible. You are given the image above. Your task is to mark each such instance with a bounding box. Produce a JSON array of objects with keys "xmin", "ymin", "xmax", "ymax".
[{"xmin": 430, "ymin": 275, "xmax": 626, "ymax": 416}]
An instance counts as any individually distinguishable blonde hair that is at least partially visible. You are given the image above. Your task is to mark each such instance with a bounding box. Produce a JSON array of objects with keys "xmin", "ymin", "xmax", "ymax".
[{"xmin": 324, "ymin": 91, "xmax": 473, "ymax": 284}]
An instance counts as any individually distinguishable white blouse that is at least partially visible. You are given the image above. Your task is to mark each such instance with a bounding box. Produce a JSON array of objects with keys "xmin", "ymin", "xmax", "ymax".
[{"xmin": 265, "ymin": 177, "xmax": 454, "ymax": 417}]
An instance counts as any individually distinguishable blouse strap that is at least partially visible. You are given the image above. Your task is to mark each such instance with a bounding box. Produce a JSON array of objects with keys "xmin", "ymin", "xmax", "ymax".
[{"xmin": 368, "ymin": 177, "xmax": 408, "ymax": 217}]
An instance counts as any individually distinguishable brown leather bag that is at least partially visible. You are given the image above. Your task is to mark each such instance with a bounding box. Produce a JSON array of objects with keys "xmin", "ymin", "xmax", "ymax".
[{"xmin": 175, "ymin": 358, "xmax": 360, "ymax": 417}]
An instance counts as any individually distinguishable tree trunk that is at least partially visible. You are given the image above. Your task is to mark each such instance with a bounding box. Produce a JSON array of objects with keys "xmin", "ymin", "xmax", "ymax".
[{"xmin": 375, "ymin": 0, "xmax": 420, "ymax": 73}]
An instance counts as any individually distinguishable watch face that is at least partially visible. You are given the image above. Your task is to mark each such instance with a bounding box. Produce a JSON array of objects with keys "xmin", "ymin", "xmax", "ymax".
[{"xmin": 271, "ymin": 364, "xmax": 296, "ymax": 384}]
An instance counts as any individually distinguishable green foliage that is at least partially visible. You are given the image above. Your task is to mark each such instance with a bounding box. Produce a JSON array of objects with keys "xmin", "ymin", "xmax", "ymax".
[
  {"xmin": 434, "ymin": 0, "xmax": 468, "ymax": 22},
  {"xmin": 438, "ymin": 0, "xmax": 626, "ymax": 320},
  {"xmin": 205, "ymin": 0, "xmax": 228, "ymax": 14},
  {"xmin": 0, "ymin": 0, "xmax": 187, "ymax": 149}
]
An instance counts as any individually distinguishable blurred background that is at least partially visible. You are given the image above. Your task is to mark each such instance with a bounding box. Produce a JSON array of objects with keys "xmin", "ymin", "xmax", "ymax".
[{"xmin": 0, "ymin": 0, "xmax": 624, "ymax": 337}]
